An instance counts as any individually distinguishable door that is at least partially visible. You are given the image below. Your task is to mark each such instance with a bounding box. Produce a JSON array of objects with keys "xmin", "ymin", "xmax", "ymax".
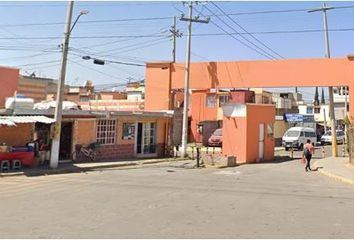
[
  {"xmin": 137, "ymin": 122, "xmax": 157, "ymax": 155},
  {"xmin": 258, "ymin": 123, "xmax": 265, "ymax": 161},
  {"xmin": 59, "ymin": 122, "xmax": 73, "ymax": 160}
]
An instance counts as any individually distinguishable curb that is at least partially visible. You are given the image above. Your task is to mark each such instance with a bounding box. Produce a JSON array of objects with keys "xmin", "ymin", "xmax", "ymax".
[
  {"xmin": 0, "ymin": 158, "xmax": 191, "ymax": 177},
  {"xmin": 345, "ymin": 163, "xmax": 354, "ymax": 171},
  {"xmin": 314, "ymin": 161, "xmax": 354, "ymax": 186}
]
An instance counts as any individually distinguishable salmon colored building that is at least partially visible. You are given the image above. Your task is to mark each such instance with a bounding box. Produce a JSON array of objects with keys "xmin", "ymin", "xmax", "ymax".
[
  {"xmin": 222, "ymin": 104, "xmax": 275, "ymax": 164},
  {"xmin": 144, "ymin": 58, "xmax": 354, "ymax": 120},
  {"xmin": 0, "ymin": 66, "xmax": 19, "ymax": 108},
  {"xmin": 144, "ymin": 58, "xmax": 354, "ymax": 162}
]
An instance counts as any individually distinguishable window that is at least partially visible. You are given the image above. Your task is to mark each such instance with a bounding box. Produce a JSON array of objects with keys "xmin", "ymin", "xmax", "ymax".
[
  {"xmin": 314, "ymin": 107, "xmax": 320, "ymax": 114},
  {"xmin": 267, "ymin": 123, "xmax": 274, "ymax": 137},
  {"xmin": 96, "ymin": 120, "xmax": 116, "ymax": 145},
  {"xmin": 305, "ymin": 131, "xmax": 316, "ymax": 138},
  {"xmin": 306, "ymin": 107, "xmax": 313, "ymax": 114},
  {"xmin": 122, "ymin": 123, "xmax": 135, "ymax": 140},
  {"xmin": 218, "ymin": 95, "xmax": 230, "ymax": 107},
  {"xmin": 206, "ymin": 95, "xmax": 216, "ymax": 108}
]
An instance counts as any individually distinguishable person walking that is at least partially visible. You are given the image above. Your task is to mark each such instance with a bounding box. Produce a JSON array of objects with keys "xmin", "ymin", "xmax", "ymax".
[{"xmin": 303, "ymin": 139, "xmax": 315, "ymax": 172}]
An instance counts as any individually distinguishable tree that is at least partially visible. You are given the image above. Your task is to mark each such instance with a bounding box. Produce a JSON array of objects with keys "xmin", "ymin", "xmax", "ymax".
[
  {"xmin": 314, "ymin": 87, "xmax": 320, "ymax": 106},
  {"xmin": 321, "ymin": 87, "xmax": 326, "ymax": 105}
]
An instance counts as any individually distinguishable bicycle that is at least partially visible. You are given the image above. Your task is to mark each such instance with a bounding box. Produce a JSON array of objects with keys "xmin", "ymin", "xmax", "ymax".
[{"xmin": 72, "ymin": 142, "xmax": 100, "ymax": 162}]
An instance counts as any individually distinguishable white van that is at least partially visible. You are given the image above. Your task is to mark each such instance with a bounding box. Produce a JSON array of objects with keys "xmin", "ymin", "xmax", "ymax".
[{"xmin": 282, "ymin": 127, "xmax": 317, "ymax": 151}]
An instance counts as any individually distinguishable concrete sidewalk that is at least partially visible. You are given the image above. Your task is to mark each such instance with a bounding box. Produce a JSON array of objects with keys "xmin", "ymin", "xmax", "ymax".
[
  {"xmin": 0, "ymin": 157, "xmax": 189, "ymax": 177},
  {"xmin": 314, "ymin": 157, "xmax": 354, "ymax": 186}
]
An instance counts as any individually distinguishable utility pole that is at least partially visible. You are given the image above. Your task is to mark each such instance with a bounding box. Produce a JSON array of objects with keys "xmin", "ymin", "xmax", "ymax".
[
  {"xmin": 308, "ymin": 2, "xmax": 338, "ymax": 157},
  {"xmin": 170, "ymin": 16, "xmax": 182, "ymax": 63},
  {"xmin": 180, "ymin": 2, "xmax": 210, "ymax": 158},
  {"xmin": 50, "ymin": 1, "xmax": 74, "ymax": 169}
]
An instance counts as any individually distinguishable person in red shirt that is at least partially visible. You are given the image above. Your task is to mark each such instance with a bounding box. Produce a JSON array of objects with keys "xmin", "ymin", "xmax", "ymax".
[{"xmin": 303, "ymin": 139, "xmax": 315, "ymax": 172}]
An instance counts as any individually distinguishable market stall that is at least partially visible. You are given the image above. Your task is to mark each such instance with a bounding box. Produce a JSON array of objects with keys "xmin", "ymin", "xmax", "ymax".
[{"xmin": 0, "ymin": 116, "xmax": 55, "ymax": 169}]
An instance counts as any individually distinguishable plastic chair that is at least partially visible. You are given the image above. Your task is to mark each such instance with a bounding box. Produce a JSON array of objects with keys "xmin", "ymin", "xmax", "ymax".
[
  {"xmin": 1, "ymin": 160, "xmax": 10, "ymax": 172},
  {"xmin": 12, "ymin": 159, "xmax": 21, "ymax": 171}
]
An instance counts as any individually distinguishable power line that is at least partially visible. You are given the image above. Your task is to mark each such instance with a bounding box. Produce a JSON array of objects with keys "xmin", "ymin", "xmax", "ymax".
[
  {"xmin": 198, "ymin": 6, "xmax": 276, "ymax": 59},
  {"xmin": 210, "ymin": 2, "xmax": 285, "ymax": 59},
  {"xmin": 0, "ymin": 27, "xmax": 354, "ymax": 41},
  {"xmin": 0, "ymin": 4, "xmax": 353, "ymax": 28},
  {"xmin": 0, "ymin": 17, "xmax": 173, "ymax": 28}
]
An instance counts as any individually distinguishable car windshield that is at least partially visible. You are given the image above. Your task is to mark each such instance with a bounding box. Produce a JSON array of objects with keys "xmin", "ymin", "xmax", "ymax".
[
  {"xmin": 285, "ymin": 131, "xmax": 299, "ymax": 137},
  {"xmin": 323, "ymin": 131, "xmax": 332, "ymax": 136},
  {"xmin": 213, "ymin": 129, "xmax": 222, "ymax": 136}
]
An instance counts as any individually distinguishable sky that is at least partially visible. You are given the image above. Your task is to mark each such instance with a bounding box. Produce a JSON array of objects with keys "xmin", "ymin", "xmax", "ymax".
[{"xmin": 0, "ymin": 1, "xmax": 354, "ymax": 101}]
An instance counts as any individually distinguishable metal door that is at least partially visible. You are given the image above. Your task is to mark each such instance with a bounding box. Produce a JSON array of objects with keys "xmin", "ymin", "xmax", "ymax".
[{"xmin": 259, "ymin": 123, "xmax": 265, "ymax": 161}]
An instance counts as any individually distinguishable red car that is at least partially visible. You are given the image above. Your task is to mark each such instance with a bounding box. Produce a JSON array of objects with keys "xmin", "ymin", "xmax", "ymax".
[{"xmin": 208, "ymin": 128, "xmax": 223, "ymax": 147}]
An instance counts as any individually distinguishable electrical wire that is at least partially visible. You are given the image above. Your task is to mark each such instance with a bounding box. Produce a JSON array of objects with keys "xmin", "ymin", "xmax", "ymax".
[
  {"xmin": 196, "ymin": 7, "xmax": 276, "ymax": 59},
  {"xmin": 203, "ymin": 5, "xmax": 279, "ymax": 59},
  {"xmin": 210, "ymin": 2, "xmax": 285, "ymax": 59},
  {"xmin": 1, "ymin": 27, "xmax": 354, "ymax": 41}
]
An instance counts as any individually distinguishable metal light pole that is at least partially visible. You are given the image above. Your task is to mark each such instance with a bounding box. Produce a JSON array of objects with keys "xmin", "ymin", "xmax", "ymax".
[
  {"xmin": 308, "ymin": 2, "xmax": 338, "ymax": 157},
  {"xmin": 50, "ymin": 2, "xmax": 88, "ymax": 168}
]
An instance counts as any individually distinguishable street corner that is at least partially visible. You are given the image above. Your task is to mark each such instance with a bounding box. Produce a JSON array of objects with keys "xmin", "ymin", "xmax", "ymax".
[{"xmin": 314, "ymin": 158, "xmax": 354, "ymax": 186}]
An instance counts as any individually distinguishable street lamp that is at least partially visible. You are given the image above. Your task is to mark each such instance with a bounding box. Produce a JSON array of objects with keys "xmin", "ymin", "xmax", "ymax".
[
  {"xmin": 70, "ymin": 9, "xmax": 89, "ymax": 33},
  {"xmin": 50, "ymin": 3, "xmax": 88, "ymax": 169}
]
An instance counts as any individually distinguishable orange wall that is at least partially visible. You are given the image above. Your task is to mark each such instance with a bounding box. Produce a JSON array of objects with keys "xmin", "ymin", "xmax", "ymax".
[
  {"xmin": 145, "ymin": 58, "xmax": 354, "ymax": 119},
  {"xmin": 170, "ymin": 59, "xmax": 354, "ymax": 89},
  {"xmin": 222, "ymin": 104, "xmax": 275, "ymax": 164},
  {"xmin": 246, "ymin": 105, "xmax": 275, "ymax": 162},
  {"xmin": 145, "ymin": 63, "xmax": 171, "ymax": 111},
  {"xmin": 0, "ymin": 123, "xmax": 32, "ymax": 146},
  {"xmin": 222, "ymin": 117, "xmax": 247, "ymax": 162},
  {"xmin": 0, "ymin": 67, "xmax": 19, "ymax": 108}
]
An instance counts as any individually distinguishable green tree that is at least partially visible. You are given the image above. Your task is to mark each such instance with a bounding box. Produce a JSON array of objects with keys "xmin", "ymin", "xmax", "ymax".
[
  {"xmin": 321, "ymin": 88, "xmax": 325, "ymax": 105},
  {"xmin": 314, "ymin": 87, "xmax": 320, "ymax": 106}
]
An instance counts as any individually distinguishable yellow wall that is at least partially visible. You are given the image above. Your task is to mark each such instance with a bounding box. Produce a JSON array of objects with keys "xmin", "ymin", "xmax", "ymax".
[{"xmin": 274, "ymin": 120, "xmax": 289, "ymax": 139}]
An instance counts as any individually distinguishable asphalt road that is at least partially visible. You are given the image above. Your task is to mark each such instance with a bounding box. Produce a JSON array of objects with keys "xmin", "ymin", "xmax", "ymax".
[
  {"xmin": 275, "ymin": 144, "xmax": 347, "ymax": 161},
  {"xmin": 0, "ymin": 156, "xmax": 354, "ymax": 238}
]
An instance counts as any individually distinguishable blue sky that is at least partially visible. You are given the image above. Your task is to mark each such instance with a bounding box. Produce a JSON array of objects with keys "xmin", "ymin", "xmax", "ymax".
[{"xmin": 0, "ymin": 1, "xmax": 353, "ymax": 100}]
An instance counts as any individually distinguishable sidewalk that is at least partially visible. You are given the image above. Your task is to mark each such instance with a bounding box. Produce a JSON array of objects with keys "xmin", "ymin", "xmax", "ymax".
[
  {"xmin": 314, "ymin": 157, "xmax": 354, "ymax": 186},
  {"xmin": 0, "ymin": 157, "xmax": 189, "ymax": 177}
]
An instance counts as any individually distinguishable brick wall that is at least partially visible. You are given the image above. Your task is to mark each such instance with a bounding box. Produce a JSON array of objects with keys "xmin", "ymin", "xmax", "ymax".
[
  {"xmin": 0, "ymin": 123, "xmax": 32, "ymax": 146},
  {"xmin": 99, "ymin": 144, "xmax": 134, "ymax": 160},
  {"xmin": 73, "ymin": 120, "xmax": 96, "ymax": 146}
]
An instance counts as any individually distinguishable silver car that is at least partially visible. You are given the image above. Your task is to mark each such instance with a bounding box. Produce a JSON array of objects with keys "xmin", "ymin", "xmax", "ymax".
[{"xmin": 320, "ymin": 130, "xmax": 345, "ymax": 145}]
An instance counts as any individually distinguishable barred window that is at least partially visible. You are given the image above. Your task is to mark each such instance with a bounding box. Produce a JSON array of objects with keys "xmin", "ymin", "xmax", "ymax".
[{"xmin": 96, "ymin": 120, "xmax": 116, "ymax": 145}]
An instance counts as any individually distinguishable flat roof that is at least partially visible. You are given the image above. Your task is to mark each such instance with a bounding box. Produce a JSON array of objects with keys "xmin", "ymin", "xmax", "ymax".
[{"xmin": 0, "ymin": 108, "xmax": 173, "ymax": 119}]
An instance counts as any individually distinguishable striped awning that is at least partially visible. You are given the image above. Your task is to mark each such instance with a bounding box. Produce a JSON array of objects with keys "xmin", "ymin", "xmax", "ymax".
[{"xmin": 0, "ymin": 116, "xmax": 55, "ymax": 126}]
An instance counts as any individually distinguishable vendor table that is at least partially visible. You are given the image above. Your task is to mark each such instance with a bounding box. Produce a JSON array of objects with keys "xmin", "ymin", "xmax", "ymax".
[{"xmin": 0, "ymin": 152, "xmax": 35, "ymax": 167}]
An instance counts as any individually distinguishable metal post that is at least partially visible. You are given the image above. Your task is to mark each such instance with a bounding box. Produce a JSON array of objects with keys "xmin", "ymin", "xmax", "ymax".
[
  {"xmin": 323, "ymin": 108, "xmax": 327, "ymax": 133},
  {"xmin": 308, "ymin": 3, "xmax": 338, "ymax": 157},
  {"xmin": 322, "ymin": 3, "xmax": 338, "ymax": 157},
  {"xmin": 50, "ymin": 1, "xmax": 74, "ymax": 169},
  {"xmin": 196, "ymin": 147, "xmax": 200, "ymax": 168},
  {"xmin": 180, "ymin": 3, "xmax": 193, "ymax": 158}
]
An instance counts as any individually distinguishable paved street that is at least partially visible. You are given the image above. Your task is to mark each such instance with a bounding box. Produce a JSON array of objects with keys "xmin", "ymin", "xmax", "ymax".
[
  {"xmin": 275, "ymin": 144, "xmax": 347, "ymax": 161},
  {"xmin": 0, "ymin": 156, "xmax": 354, "ymax": 238}
]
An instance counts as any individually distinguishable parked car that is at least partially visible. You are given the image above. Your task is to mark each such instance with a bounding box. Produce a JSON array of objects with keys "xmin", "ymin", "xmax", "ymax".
[
  {"xmin": 282, "ymin": 127, "xmax": 317, "ymax": 151},
  {"xmin": 208, "ymin": 128, "xmax": 223, "ymax": 147},
  {"xmin": 320, "ymin": 130, "xmax": 345, "ymax": 145}
]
